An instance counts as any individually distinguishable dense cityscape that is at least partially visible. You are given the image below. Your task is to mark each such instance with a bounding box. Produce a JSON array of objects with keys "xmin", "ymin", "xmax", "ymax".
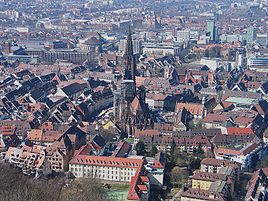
[{"xmin": 0, "ymin": 0, "xmax": 268, "ymax": 200}]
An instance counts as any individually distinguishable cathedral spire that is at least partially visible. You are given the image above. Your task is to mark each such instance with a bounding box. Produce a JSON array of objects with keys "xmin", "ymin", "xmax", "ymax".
[{"xmin": 123, "ymin": 26, "xmax": 136, "ymax": 83}]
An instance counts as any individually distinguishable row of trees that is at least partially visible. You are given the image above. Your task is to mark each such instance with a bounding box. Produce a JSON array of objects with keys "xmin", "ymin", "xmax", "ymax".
[
  {"xmin": 0, "ymin": 163, "xmax": 109, "ymax": 201},
  {"xmin": 134, "ymin": 140, "xmax": 207, "ymax": 190},
  {"xmin": 169, "ymin": 141, "xmax": 207, "ymax": 189},
  {"xmin": 135, "ymin": 141, "xmax": 158, "ymax": 157}
]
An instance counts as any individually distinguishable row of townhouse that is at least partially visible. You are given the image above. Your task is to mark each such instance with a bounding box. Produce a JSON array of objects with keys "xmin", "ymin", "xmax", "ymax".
[{"xmin": 133, "ymin": 128, "xmax": 222, "ymax": 153}]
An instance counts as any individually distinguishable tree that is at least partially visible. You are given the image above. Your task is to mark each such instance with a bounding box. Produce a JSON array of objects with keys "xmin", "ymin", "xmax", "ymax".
[
  {"xmin": 147, "ymin": 145, "xmax": 158, "ymax": 157},
  {"xmin": 169, "ymin": 140, "xmax": 178, "ymax": 166},
  {"xmin": 189, "ymin": 157, "xmax": 201, "ymax": 171},
  {"xmin": 135, "ymin": 141, "xmax": 146, "ymax": 156},
  {"xmin": 61, "ymin": 178, "xmax": 108, "ymax": 201},
  {"xmin": 176, "ymin": 155, "xmax": 188, "ymax": 167},
  {"xmin": 193, "ymin": 143, "xmax": 204, "ymax": 156},
  {"xmin": 255, "ymin": 154, "xmax": 268, "ymax": 170},
  {"xmin": 0, "ymin": 163, "xmax": 109, "ymax": 201},
  {"xmin": 170, "ymin": 167, "xmax": 189, "ymax": 188},
  {"xmin": 170, "ymin": 140, "xmax": 176, "ymax": 156},
  {"xmin": 195, "ymin": 121, "xmax": 203, "ymax": 128}
]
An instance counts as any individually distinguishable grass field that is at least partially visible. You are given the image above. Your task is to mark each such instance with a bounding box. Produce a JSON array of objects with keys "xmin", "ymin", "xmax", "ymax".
[{"xmin": 106, "ymin": 183, "xmax": 129, "ymax": 201}]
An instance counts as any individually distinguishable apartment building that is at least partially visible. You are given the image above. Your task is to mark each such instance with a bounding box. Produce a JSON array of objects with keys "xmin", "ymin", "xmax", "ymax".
[{"xmin": 200, "ymin": 158, "xmax": 241, "ymax": 182}]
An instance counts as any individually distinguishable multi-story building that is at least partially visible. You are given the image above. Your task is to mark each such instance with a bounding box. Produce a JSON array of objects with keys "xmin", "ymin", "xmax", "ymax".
[
  {"xmin": 5, "ymin": 145, "xmax": 52, "ymax": 176},
  {"xmin": 176, "ymin": 103, "xmax": 206, "ymax": 119},
  {"xmin": 235, "ymin": 47, "xmax": 247, "ymax": 68},
  {"xmin": 181, "ymin": 188, "xmax": 225, "ymax": 201},
  {"xmin": 42, "ymin": 50, "xmax": 92, "ymax": 65},
  {"xmin": 179, "ymin": 157, "xmax": 241, "ymax": 201},
  {"xmin": 120, "ymin": 39, "xmax": 142, "ymax": 55},
  {"xmin": 246, "ymin": 26, "xmax": 257, "ymax": 45},
  {"xmin": 69, "ymin": 143, "xmax": 151, "ymax": 201},
  {"xmin": 200, "ymin": 158, "xmax": 241, "ymax": 178},
  {"xmin": 207, "ymin": 19, "xmax": 218, "ymax": 43},
  {"xmin": 191, "ymin": 171, "xmax": 234, "ymax": 196},
  {"xmin": 214, "ymin": 143, "xmax": 265, "ymax": 170},
  {"xmin": 70, "ymin": 155, "xmax": 144, "ymax": 181},
  {"xmin": 142, "ymin": 42, "xmax": 182, "ymax": 57},
  {"xmin": 250, "ymin": 56, "xmax": 268, "ymax": 68},
  {"xmin": 176, "ymin": 29, "xmax": 190, "ymax": 44},
  {"xmin": 134, "ymin": 129, "xmax": 215, "ymax": 153}
]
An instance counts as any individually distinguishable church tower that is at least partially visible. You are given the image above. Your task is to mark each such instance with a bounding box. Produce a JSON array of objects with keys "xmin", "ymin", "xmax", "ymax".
[
  {"xmin": 123, "ymin": 26, "xmax": 136, "ymax": 82},
  {"xmin": 122, "ymin": 27, "xmax": 136, "ymax": 103},
  {"xmin": 113, "ymin": 27, "xmax": 153, "ymax": 138}
]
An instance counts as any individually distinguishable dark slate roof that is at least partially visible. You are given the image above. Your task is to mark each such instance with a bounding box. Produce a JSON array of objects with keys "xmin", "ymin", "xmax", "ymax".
[
  {"xmin": 40, "ymin": 73, "xmax": 56, "ymax": 82},
  {"xmin": 11, "ymin": 100, "xmax": 20, "ymax": 108},
  {"xmin": 15, "ymin": 69, "xmax": 32, "ymax": 78},
  {"xmin": 31, "ymin": 88, "xmax": 46, "ymax": 101},
  {"xmin": 64, "ymin": 126, "xmax": 87, "ymax": 138},
  {"xmin": 201, "ymin": 65, "xmax": 210, "ymax": 71},
  {"xmin": 259, "ymin": 100, "xmax": 268, "ymax": 113},
  {"xmin": 192, "ymin": 128, "xmax": 222, "ymax": 138},
  {"xmin": 62, "ymin": 83, "xmax": 88, "ymax": 97},
  {"xmin": 20, "ymin": 77, "xmax": 43, "ymax": 93},
  {"xmin": 0, "ymin": 77, "xmax": 13, "ymax": 85},
  {"xmin": 58, "ymin": 74, "xmax": 68, "ymax": 81},
  {"xmin": 212, "ymin": 134, "xmax": 257, "ymax": 146},
  {"xmin": 45, "ymin": 96, "xmax": 68, "ymax": 109},
  {"xmin": 261, "ymin": 81, "xmax": 268, "ymax": 94},
  {"xmin": 204, "ymin": 98, "xmax": 217, "ymax": 109},
  {"xmin": 88, "ymin": 78, "xmax": 108, "ymax": 89},
  {"xmin": 235, "ymin": 82, "xmax": 247, "ymax": 91},
  {"xmin": 5, "ymin": 134, "xmax": 20, "ymax": 147},
  {"xmin": 71, "ymin": 66, "xmax": 87, "ymax": 75},
  {"xmin": 91, "ymin": 134, "xmax": 106, "ymax": 148},
  {"xmin": 5, "ymin": 89, "xmax": 25, "ymax": 101}
]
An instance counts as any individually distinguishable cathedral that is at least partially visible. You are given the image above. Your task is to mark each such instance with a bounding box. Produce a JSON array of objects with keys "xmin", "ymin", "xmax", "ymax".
[{"xmin": 114, "ymin": 28, "xmax": 153, "ymax": 137}]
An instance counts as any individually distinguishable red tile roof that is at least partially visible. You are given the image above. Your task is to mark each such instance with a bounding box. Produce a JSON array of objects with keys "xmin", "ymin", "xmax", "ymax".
[
  {"xmin": 131, "ymin": 97, "xmax": 142, "ymax": 114},
  {"xmin": 176, "ymin": 103, "xmax": 204, "ymax": 116},
  {"xmin": 203, "ymin": 113, "xmax": 228, "ymax": 123},
  {"xmin": 201, "ymin": 158, "xmax": 240, "ymax": 169},
  {"xmin": 227, "ymin": 127, "xmax": 254, "ymax": 135},
  {"xmin": 181, "ymin": 188, "xmax": 224, "ymax": 201},
  {"xmin": 0, "ymin": 126, "xmax": 16, "ymax": 136},
  {"xmin": 70, "ymin": 155, "xmax": 144, "ymax": 168},
  {"xmin": 140, "ymin": 176, "xmax": 149, "ymax": 183},
  {"xmin": 134, "ymin": 129, "xmax": 160, "ymax": 138},
  {"xmin": 215, "ymin": 143, "xmax": 259, "ymax": 157},
  {"xmin": 137, "ymin": 185, "xmax": 148, "ymax": 191}
]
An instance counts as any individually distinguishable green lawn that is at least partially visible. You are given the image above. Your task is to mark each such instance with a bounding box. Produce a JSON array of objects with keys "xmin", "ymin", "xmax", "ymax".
[{"xmin": 106, "ymin": 183, "xmax": 130, "ymax": 201}]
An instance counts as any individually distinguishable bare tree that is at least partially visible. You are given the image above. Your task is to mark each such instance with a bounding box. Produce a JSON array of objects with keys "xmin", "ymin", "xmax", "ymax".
[{"xmin": 0, "ymin": 163, "xmax": 109, "ymax": 201}]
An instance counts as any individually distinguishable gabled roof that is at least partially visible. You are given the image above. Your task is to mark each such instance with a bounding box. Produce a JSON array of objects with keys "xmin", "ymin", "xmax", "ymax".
[
  {"xmin": 245, "ymin": 168, "xmax": 268, "ymax": 201},
  {"xmin": 61, "ymin": 83, "xmax": 88, "ymax": 97},
  {"xmin": 260, "ymin": 81, "xmax": 268, "ymax": 94},
  {"xmin": 181, "ymin": 188, "xmax": 224, "ymax": 201},
  {"xmin": 130, "ymin": 96, "xmax": 142, "ymax": 113},
  {"xmin": 215, "ymin": 143, "xmax": 259, "ymax": 157},
  {"xmin": 134, "ymin": 129, "xmax": 160, "ymax": 138},
  {"xmin": 175, "ymin": 103, "xmax": 204, "ymax": 116},
  {"xmin": 227, "ymin": 127, "xmax": 254, "ymax": 135},
  {"xmin": 201, "ymin": 158, "xmax": 239, "ymax": 168}
]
